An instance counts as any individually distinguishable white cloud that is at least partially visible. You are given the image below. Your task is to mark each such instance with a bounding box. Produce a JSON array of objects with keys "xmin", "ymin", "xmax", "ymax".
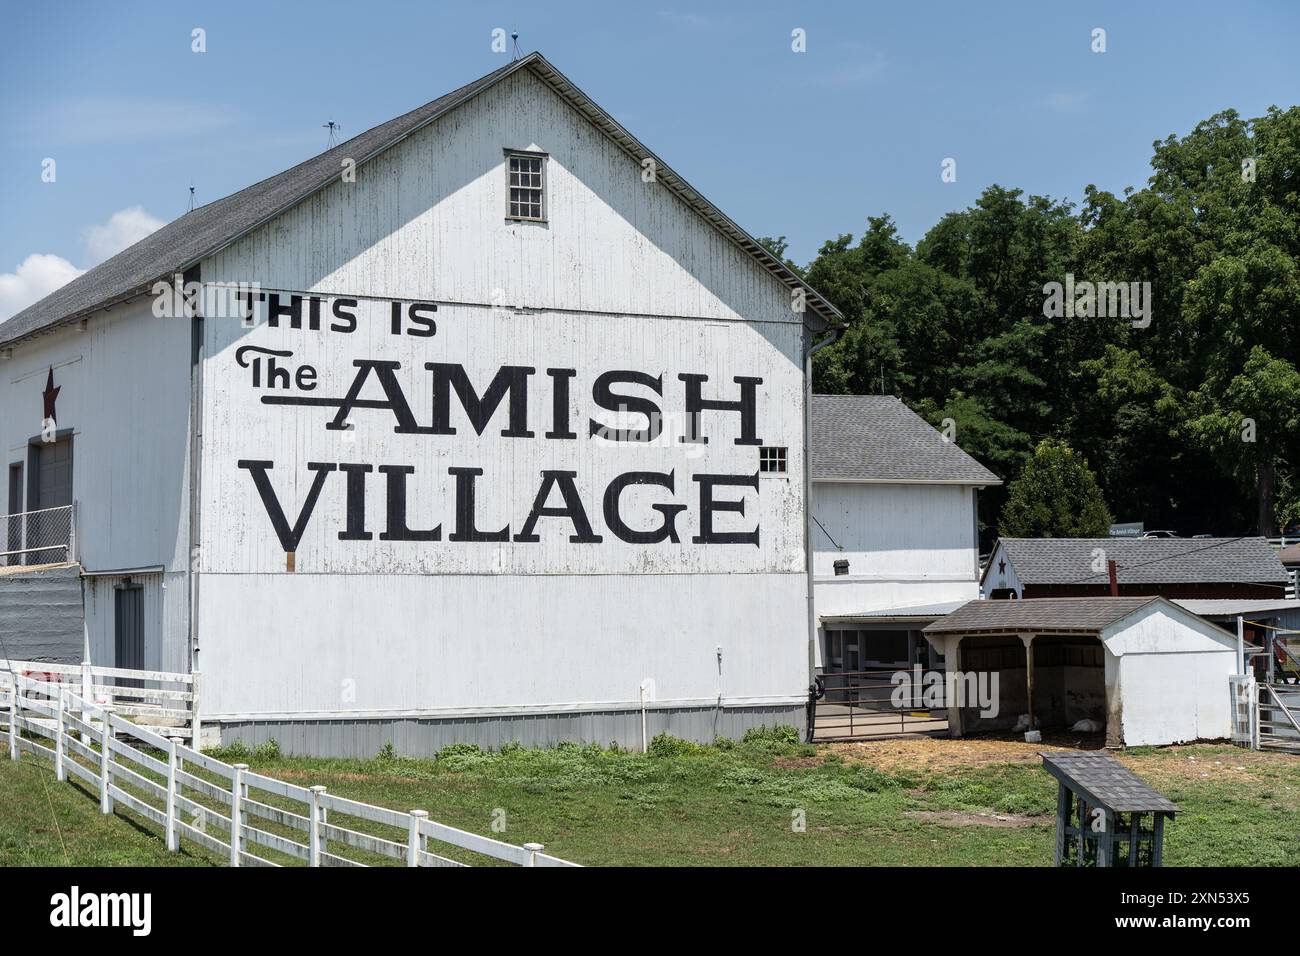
[
  {"xmin": 0, "ymin": 206, "xmax": 166, "ymax": 324},
  {"xmin": 0, "ymin": 254, "xmax": 85, "ymax": 323},
  {"xmin": 83, "ymin": 205, "xmax": 165, "ymax": 264}
]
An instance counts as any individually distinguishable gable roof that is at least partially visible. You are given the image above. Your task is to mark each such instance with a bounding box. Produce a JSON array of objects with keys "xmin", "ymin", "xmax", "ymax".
[
  {"xmin": 0, "ymin": 52, "xmax": 841, "ymax": 350},
  {"xmin": 923, "ymin": 596, "xmax": 1165, "ymax": 635},
  {"xmin": 810, "ymin": 394, "xmax": 1000, "ymax": 484},
  {"xmin": 984, "ymin": 536, "xmax": 1289, "ymax": 589}
]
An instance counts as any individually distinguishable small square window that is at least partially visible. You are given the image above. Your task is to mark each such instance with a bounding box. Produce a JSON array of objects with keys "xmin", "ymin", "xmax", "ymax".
[
  {"xmin": 505, "ymin": 150, "xmax": 546, "ymax": 221},
  {"xmin": 759, "ymin": 446, "xmax": 788, "ymax": 475}
]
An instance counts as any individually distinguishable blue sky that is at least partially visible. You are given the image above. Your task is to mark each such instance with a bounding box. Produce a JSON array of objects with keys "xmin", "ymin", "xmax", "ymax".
[{"xmin": 1, "ymin": 0, "xmax": 1296, "ymax": 319}]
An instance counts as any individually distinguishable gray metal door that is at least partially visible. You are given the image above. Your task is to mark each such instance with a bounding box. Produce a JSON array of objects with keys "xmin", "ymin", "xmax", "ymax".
[
  {"xmin": 35, "ymin": 437, "xmax": 72, "ymax": 506},
  {"xmin": 115, "ymin": 584, "xmax": 144, "ymax": 684},
  {"xmin": 30, "ymin": 437, "xmax": 72, "ymax": 562}
]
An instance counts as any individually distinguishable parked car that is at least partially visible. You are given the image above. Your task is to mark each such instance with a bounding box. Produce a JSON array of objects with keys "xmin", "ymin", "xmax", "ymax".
[{"xmin": 1140, "ymin": 530, "xmax": 1179, "ymax": 539}]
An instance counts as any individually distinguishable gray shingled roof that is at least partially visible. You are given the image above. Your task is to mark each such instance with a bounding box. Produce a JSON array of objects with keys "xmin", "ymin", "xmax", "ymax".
[
  {"xmin": 810, "ymin": 395, "xmax": 1000, "ymax": 484},
  {"xmin": 991, "ymin": 536, "xmax": 1288, "ymax": 587},
  {"xmin": 1, "ymin": 52, "xmax": 840, "ymax": 349},
  {"xmin": 923, "ymin": 597, "xmax": 1163, "ymax": 634},
  {"xmin": 1040, "ymin": 752, "xmax": 1178, "ymax": 814}
]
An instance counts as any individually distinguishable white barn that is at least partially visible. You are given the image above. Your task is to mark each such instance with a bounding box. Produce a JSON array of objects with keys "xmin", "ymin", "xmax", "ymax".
[
  {"xmin": 0, "ymin": 53, "xmax": 843, "ymax": 754},
  {"xmin": 808, "ymin": 395, "xmax": 999, "ymax": 672}
]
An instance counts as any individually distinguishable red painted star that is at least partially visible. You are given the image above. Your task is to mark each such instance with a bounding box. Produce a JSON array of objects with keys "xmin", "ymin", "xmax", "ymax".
[{"xmin": 42, "ymin": 367, "xmax": 60, "ymax": 424}]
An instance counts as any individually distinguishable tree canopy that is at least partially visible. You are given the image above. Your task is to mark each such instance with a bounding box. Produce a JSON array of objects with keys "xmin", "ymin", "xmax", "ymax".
[
  {"xmin": 998, "ymin": 439, "xmax": 1113, "ymax": 538},
  {"xmin": 796, "ymin": 105, "xmax": 1300, "ymax": 544}
]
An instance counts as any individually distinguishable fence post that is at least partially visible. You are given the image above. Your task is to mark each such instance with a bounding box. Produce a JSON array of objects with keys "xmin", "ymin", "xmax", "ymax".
[
  {"xmin": 81, "ymin": 660, "xmax": 92, "ymax": 706},
  {"xmin": 54, "ymin": 687, "xmax": 66, "ymax": 782},
  {"xmin": 407, "ymin": 810, "xmax": 428, "ymax": 867},
  {"xmin": 165, "ymin": 738, "xmax": 179, "ymax": 852},
  {"xmin": 230, "ymin": 763, "xmax": 248, "ymax": 866},
  {"xmin": 99, "ymin": 706, "xmax": 114, "ymax": 813},
  {"xmin": 6, "ymin": 678, "xmax": 16, "ymax": 761},
  {"xmin": 308, "ymin": 786, "xmax": 327, "ymax": 867},
  {"xmin": 523, "ymin": 842, "xmax": 544, "ymax": 867},
  {"xmin": 189, "ymin": 671, "xmax": 201, "ymax": 747}
]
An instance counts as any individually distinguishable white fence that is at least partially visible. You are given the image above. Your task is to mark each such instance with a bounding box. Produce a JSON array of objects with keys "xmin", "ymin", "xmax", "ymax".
[
  {"xmin": 0, "ymin": 658, "xmax": 199, "ymax": 741},
  {"xmin": 1229, "ymin": 674, "xmax": 1258, "ymax": 748},
  {"xmin": 0, "ymin": 671, "xmax": 578, "ymax": 868}
]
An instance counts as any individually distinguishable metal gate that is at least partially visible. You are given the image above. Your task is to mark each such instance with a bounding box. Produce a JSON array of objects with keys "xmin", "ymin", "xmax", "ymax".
[
  {"xmin": 1258, "ymin": 684, "xmax": 1300, "ymax": 754},
  {"xmin": 810, "ymin": 668, "xmax": 948, "ymax": 741}
]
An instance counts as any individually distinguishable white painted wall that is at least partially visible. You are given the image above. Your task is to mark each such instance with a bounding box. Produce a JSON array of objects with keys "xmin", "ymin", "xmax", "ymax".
[
  {"xmin": 1, "ymin": 298, "xmax": 192, "ymax": 670},
  {"xmin": 199, "ymin": 300, "xmax": 804, "ymax": 576},
  {"xmin": 190, "ymin": 67, "xmax": 811, "ymax": 719},
  {"xmin": 199, "ymin": 572, "xmax": 806, "ymax": 717},
  {"xmin": 980, "ymin": 539, "xmax": 1021, "ymax": 597},
  {"xmin": 1102, "ymin": 604, "xmax": 1237, "ymax": 745},
  {"xmin": 202, "ymin": 68, "xmax": 799, "ymax": 328},
  {"xmin": 812, "ymin": 481, "xmax": 980, "ymax": 616},
  {"xmin": 0, "ymin": 299, "xmax": 191, "ymax": 574}
]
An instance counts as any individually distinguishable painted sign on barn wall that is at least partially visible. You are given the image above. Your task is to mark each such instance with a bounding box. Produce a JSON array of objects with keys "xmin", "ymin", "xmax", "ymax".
[{"xmin": 199, "ymin": 292, "xmax": 805, "ymax": 575}]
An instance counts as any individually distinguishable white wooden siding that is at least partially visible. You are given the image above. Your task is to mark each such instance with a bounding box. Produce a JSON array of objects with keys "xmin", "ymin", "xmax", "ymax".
[
  {"xmin": 201, "ymin": 70, "xmax": 800, "ymax": 327},
  {"xmin": 0, "ymin": 298, "xmax": 191, "ymax": 575},
  {"xmin": 811, "ymin": 482, "xmax": 980, "ymax": 615},
  {"xmin": 190, "ymin": 68, "xmax": 812, "ymax": 719},
  {"xmin": 199, "ymin": 299, "xmax": 804, "ymax": 575}
]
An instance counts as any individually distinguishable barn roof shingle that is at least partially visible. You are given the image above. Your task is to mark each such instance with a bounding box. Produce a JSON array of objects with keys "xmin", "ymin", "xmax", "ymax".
[
  {"xmin": 989, "ymin": 536, "xmax": 1288, "ymax": 587},
  {"xmin": 922, "ymin": 596, "xmax": 1165, "ymax": 635},
  {"xmin": 810, "ymin": 394, "xmax": 1000, "ymax": 484},
  {"xmin": 1040, "ymin": 752, "xmax": 1178, "ymax": 814},
  {"xmin": 0, "ymin": 52, "xmax": 841, "ymax": 349}
]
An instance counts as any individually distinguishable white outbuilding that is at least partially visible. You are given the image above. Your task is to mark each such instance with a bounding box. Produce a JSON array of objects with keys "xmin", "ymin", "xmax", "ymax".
[{"xmin": 923, "ymin": 596, "xmax": 1240, "ymax": 747}]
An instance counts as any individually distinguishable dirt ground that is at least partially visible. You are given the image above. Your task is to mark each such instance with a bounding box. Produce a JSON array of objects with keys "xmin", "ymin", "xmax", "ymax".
[{"xmin": 822, "ymin": 733, "xmax": 1291, "ymax": 785}]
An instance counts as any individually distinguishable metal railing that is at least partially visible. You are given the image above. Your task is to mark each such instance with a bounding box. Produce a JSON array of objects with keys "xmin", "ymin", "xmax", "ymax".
[
  {"xmin": 811, "ymin": 668, "xmax": 949, "ymax": 741},
  {"xmin": 2, "ymin": 503, "xmax": 76, "ymax": 566},
  {"xmin": 0, "ymin": 671, "xmax": 579, "ymax": 868},
  {"xmin": 1258, "ymin": 683, "xmax": 1300, "ymax": 754}
]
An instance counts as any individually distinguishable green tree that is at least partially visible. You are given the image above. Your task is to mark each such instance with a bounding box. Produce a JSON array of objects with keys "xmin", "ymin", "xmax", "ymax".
[{"xmin": 999, "ymin": 439, "xmax": 1112, "ymax": 537}]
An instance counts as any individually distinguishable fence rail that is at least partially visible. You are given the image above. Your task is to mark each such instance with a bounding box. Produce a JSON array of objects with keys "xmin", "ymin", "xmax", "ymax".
[
  {"xmin": 0, "ymin": 658, "xmax": 199, "ymax": 741},
  {"xmin": 2, "ymin": 503, "xmax": 76, "ymax": 565},
  {"xmin": 0, "ymin": 670, "xmax": 578, "ymax": 868}
]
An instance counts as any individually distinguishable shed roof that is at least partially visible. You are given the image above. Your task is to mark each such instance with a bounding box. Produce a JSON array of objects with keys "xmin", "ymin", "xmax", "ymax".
[
  {"xmin": 822, "ymin": 600, "xmax": 966, "ymax": 624},
  {"xmin": 0, "ymin": 52, "xmax": 841, "ymax": 349},
  {"xmin": 810, "ymin": 394, "xmax": 1000, "ymax": 484},
  {"xmin": 922, "ymin": 597, "xmax": 1164, "ymax": 635},
  {"xmin": 1040, "ymin": 752, "xmax": 1178, "ymax": 814},
  {"xmin": 985, "ymin": 536, "xmax": 1288, "ymax": 588},
  {"xmin": 1174, "ymin": 598, "xmax": 1300, "ymax": 618}
]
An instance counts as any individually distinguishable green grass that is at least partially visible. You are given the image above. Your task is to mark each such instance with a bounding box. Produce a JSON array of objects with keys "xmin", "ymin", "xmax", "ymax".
[
  {"xmin": 0, "ymin": 757, "xmax": 220, "ymax": 866},
  {"xmin": 3, "ymin": 730, "xmax": 1297, "ymax": 866}
]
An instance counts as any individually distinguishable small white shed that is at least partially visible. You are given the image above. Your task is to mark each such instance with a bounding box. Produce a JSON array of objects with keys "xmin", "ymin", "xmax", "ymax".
[{"xmin": 923, "ymin": 597, "xmax": 1239, "ymax": 747}]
